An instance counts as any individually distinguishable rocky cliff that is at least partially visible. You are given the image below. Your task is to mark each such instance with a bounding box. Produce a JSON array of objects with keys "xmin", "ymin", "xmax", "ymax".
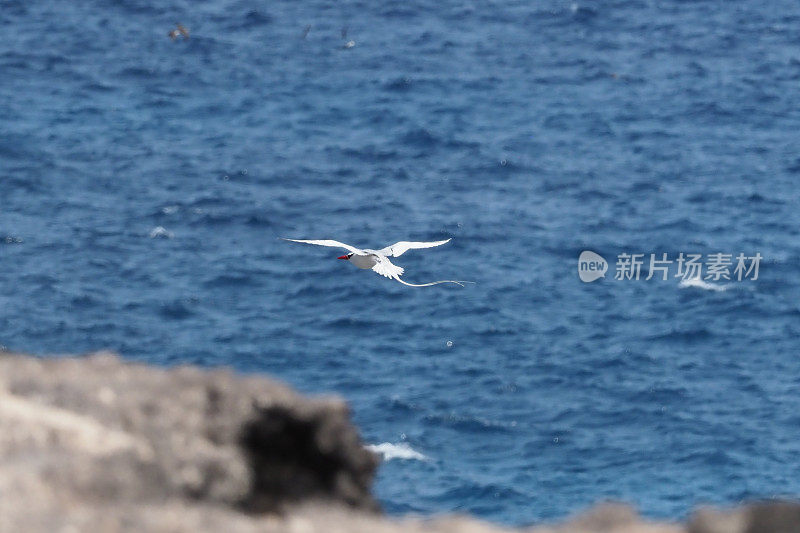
[{"xmin": 0, "ymin": 351, "xmax": 796, "ymax": 533}]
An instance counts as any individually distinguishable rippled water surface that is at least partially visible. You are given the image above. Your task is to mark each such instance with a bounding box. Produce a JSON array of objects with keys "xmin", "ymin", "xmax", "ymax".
[{"xmin": 2, "ymin": 0, "xmax": 800, "ymax": 525}]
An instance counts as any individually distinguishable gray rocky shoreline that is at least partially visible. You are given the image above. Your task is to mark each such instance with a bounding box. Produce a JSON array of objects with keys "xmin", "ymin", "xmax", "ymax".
[{"xmin": 0, "ymin": 351, "xmax": 797, "ymax": 532}]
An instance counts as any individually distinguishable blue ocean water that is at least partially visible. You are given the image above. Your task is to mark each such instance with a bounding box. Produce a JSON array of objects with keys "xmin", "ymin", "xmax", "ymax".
[{"xmin": 2, "ymin": 0, "xmax": 800, "ymax": 525}]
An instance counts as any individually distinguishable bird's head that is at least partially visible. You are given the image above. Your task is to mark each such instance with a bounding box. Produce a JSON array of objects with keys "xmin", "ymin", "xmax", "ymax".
[{"xmin": 337, "ymin": 253, "xmax": 353, "ymax": 260}]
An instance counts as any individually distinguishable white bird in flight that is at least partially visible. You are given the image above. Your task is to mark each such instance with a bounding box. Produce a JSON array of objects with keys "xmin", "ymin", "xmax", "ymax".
[{"xmin": 283, "ymin": 238, "xmax": 470, "ymax": 287}]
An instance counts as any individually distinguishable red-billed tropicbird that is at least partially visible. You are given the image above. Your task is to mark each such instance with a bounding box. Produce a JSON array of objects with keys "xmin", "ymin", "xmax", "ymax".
[{"xmin": 283, "ymin": 238, "xmax": 470, "ymax": 287}]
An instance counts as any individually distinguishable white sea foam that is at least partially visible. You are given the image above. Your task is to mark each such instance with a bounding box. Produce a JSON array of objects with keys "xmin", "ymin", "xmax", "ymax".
[
  {"xmin": 365, "ymin": 442, "xmax": 427, "ymax": 461},
  {"xmin": 678, "ymin": 277, "xmax": 728, "ymax": 292},
  {"xmin": 149, "ymin": 226, "xmax": 174, "ymax": 239}
]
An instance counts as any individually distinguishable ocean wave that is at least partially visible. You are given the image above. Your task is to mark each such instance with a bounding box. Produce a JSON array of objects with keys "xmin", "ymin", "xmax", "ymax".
[
  {"xmin": 148, "ymin": 226, "xmax": 174, "ymax": 239},
  {"xmin": 678, "ymin": 277, "xmax": 728, "ymax": 292},
  {"xmin": 157, "ymin": 299, "xmax": 197, "ymax": 320},
  {"xmin": 366, "ymin": 442, "xmax": 427, "ymax": 461},
  {"xmin": 424, "ymin": 412, "xmax": 517, "ymax": 434},
  {"xmin": 202, "ymin": 273, "xmax": 261, "ymax": 289}
]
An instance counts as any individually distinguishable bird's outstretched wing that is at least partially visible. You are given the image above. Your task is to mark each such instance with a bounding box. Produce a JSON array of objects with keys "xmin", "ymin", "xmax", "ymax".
[
  {"xmin": 372, "ymin": 255, "xmax": 469, "ymax": 287},
  {"xmin": 371, "ymin": 255, "xmax": 405, "ymax": 279},
  {"xmin": 282, "ymin": 238, "xmax": 361, "ymax": 254},
  {"xmin": 379, "ymin": 238, "xmax": 451, "ymax": 257}
]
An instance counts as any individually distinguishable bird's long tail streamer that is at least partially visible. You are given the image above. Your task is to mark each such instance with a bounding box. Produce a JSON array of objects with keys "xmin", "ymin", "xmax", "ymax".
[{"xmin": 393, "ymin": 277, "xmax": 474, "ymax": 288}]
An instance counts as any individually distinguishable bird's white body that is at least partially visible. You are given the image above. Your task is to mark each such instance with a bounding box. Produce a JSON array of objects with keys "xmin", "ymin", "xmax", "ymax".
[
  {"xmin": 348, "ymin": 252, "xmax": 379, "ymax": 269},
  {"xmin": 283, "ymin": 238, "xmax": 469, "ymax": 287}
]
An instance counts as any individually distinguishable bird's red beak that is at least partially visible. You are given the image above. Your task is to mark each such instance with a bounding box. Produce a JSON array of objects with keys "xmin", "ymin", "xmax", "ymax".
[{"xmin": 337, "ymin": 255, "xmax": 349, "ymax": 260}]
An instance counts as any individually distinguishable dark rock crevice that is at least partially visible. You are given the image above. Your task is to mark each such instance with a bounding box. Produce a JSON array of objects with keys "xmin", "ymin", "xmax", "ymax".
[{"xmin": 240, "ymin": 403, "xmax": 378, "ymax": 513}]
